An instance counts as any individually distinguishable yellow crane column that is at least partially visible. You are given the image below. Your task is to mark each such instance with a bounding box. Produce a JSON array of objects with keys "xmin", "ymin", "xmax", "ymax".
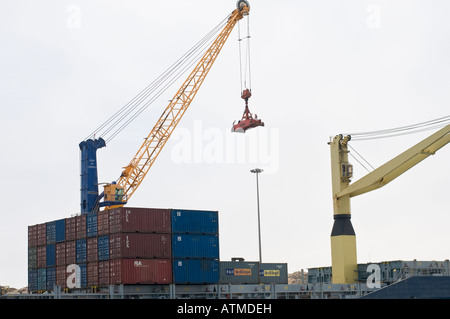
[{"xmin": 329, "ymin": 135, "xmax": 358, "ymax": 284}]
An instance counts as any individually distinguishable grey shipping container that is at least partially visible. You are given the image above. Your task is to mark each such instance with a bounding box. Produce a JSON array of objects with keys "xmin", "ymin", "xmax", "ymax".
[
  {"xmin": 171, "ymin": 209, "xmax": 218, "ymax": 234},
  {"xmin": 260, "ymin": 263, "xmax": 288, "ymax": 284},
  {"xmin": 219, "ymin": 261, "xmax": 260, "ymax": 284},
  {"xmin": 28, "ymin": 247, "xmax": 37, "ymax": 269},
  {"xmin": 219, "ymin": 261, "xmax": 288, "ymax": 284}
]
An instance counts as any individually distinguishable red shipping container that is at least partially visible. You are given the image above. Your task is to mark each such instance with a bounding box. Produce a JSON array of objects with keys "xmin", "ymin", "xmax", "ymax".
[
  {"xmin": 28, "ymin": 225, "xmax": 38, "ymax": 247},
  {"xmin": 109, "ymin": 233, "xmax": 171, "ymax": 259},
  {"xmin": 56, "ymin": 265, "xmax": 66, "ymax": 288},
  {"xmin": 66, "ymin": 241, "xmax": 76, "ymax": 265},
  {"xmin": 37, "ymin": 223, "xmax": 46, "ymax": 246},
  {"xmin": 76, "ymin": 215, "xmax": 86, "ymax": 239},
  {"xmin": 55, "ymin": 242, "xmax": 66, "ymax": 266},
  {"xmin": 37, "ymin": 246, "xmax": 46, "ymax": 268},
  {"xmin": 87, "ymin": 262, "xmax": 98, "ymax": 287},
  {"xmin": 98, "ymin": 261, "xmax": 110, "ymax": 286},
  {"xmin": 109, "ymin": 207, "xmax": 171, "ymax": 233},
  {"xmin": 65, "ymin": 217, "xmax": 76, "ymax": 241},
  {"xmin": 97, "ymin": 210, "xmax": 110, "ymax": 236},
  {"xmin": 87, "ymin": 237, "xmax": 98, "ymax": 262},
  {"xmin": 109, "ymin": 259, "xmax": 172, "ymax": 285}
]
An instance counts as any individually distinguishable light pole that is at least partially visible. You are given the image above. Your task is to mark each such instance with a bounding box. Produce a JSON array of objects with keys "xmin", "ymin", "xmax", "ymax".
[{"xmin": 250, "ymin": 168, "xmax": 263, "ymax": 264}]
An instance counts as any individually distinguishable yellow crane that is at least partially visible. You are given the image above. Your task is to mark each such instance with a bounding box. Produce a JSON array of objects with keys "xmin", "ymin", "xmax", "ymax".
[
  {"xmin": 329, "ymin": 123, "xmax": 450, "ymax": 284},
  {"xmin": 79, "ymin": 1, "xmax": 254, "ymax": 213}
]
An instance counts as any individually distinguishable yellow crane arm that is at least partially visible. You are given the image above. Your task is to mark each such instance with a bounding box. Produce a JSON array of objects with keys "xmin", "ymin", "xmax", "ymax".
[
  {"xmin": 338, "ymin": 124, "xmax": 450, "ymax": 199},
  {"xmin": 107, "ymin": 4, "xmax": 250, "ymax": 206}
]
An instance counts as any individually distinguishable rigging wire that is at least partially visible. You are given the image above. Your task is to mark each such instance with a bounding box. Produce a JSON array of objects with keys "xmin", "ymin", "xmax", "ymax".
[
  {"xmin": 237, "ymin": 14, "xmax": 251, "ymax": 92},
  {"xmin": 84, "ymin": 13, "xmax": 231, "ymax": 143},
  {"xmin": 348, "ymin": 144, "xmax": 375, "ymax": 172},
  {"xmin": 346, "ymin": 115, "xmax": 450, "ymax": 141},
  {"xmin": 343, "ymin": 115, "xmax": 450, "ymax": 173}
]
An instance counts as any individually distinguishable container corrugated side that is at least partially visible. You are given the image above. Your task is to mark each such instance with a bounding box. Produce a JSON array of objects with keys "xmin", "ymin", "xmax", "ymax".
[
  {"xmin": 171, "ymin": 209, "xmax": 218, "ymax": 234},
  {"xmin": 65, "ymin": 241, "xmax": 76, "ymax": 265},
  {"xmin": 173, "ymin": 259, "xmax": 219, "ymax": 284},
  {"xmin": 55, "ymin": 242, "xmax": 66, "ymax": 266},
  {"xmin": 109, "ymin": 233, "xmax": 171, "ymax": 259},
  {"xmin": 98, "ymin": 235, "xmax": 109, "ymax": 261},
  {"xmin": 76, "ymin": 239, "xmax": 87, "ymax": 263},
  {"xmin": 110, "ymin": 259, "xmax": 172, "ymax": 285},
  {"xmin": 171, "ymin": 234, "xmax": 219, "ymax": 259},
  {"xmin": 109, "ymin": 207, "xmax": 171, "ymax": 233},
  {"xmin": 28, "ymin": 269, "xmax": 38, "ymax": 292},
  {"xmin": 87, "ymin": 237, "xmax": 98, "ymax": 262},
  {"xmin": 46, "ymin": 266, "xmax": 56, "ymax": 290},
  {"xmin": 56, "ymin": 265, "xmax": 66, "ymax": 288},
  {"xmin": 76, "ymin": 215, "xmax": 86, "ymax": 239},
  {"xmin": 86, "ymin": 212, "xmax": 97, "ymax": 237},
  {"xmin": 37, "ymin": 268, "xmax": 46, "ymax": 291},
  {"xmin": 87, "ymin": 262, "xmax": 98, "ymax": 287},
  {"xmin": 65, "ymin": 217, "xmax": 76, "ymax": 241},
  {"xmin": 46, "ymin": 219, "xmax": 66, "ymax": 244},
  {"xmin": 28, "ymin": 247, "xmax": 37, "ymax": 269},
  {"xmin": 219, "ymin": 261, "xmax": 260, "ymax": 284},
  {"xmin": 260, "ymin": 263, "xmax": 288, "ymax": 284},
  {"xmin": 28, "ymin": 225, "xmax": 38, "ymax": 247},
  {"xmin": 98, "ymin": 260, "xmax": 110, "ymax": 286},
  {"xmin": 37, "ymin": 223, "xmax": 46, "ymax": 246},
  {"xmin": 97, "ymin": 210, "xmax": 109, "ymax": 236},
  {"xmin": 37, "ymin": 246, "xmax": 46, "ymax": 268},
  {"xmin": 46, "ymin": 244, "xmax": 56, "ymax": 267}
]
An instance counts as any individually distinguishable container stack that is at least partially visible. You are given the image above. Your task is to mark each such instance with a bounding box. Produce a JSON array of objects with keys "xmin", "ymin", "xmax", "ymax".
[
  {"xmin": 28, "ymin": 207, "xmax": 219, "ymax": 292},
  {"xmin": 171, "ymin": 209, "xmax": 220, "ymax": 284}
]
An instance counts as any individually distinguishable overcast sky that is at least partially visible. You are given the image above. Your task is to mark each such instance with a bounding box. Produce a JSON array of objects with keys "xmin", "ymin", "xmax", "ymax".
[{"xmin": 1, "ymin": 0, "xmax": 449, "ymax": 288}]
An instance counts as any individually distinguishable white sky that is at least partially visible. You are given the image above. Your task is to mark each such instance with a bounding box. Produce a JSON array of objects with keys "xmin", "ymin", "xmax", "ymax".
[{"xmin": 1, "ymin": 0, "xmax": 449, "ymax": 288}]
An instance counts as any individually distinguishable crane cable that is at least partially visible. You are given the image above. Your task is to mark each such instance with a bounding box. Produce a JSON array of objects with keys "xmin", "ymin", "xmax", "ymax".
[
  {"xmin": 345, "ymin": 115, "xmax": 450, "ymax": 141},
  {"xmin": 84, "ymin": 13, "xmax": 232, "ymax": 144},
  {"xmin": 237, "ymin": 14, "xmax": 251, "ymax": 93},
  {"xmin": 343, "ymin": 115, "xmax": 450, "ymax": 173}
]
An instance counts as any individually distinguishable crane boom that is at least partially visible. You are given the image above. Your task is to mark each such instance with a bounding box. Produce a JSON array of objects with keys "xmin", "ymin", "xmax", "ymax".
[
  {"xmin": 329, "ymin": 123, "xmax": 450, "ymax": 284},
  {"xmin": 103, "ymin": 3, "xmax": 250, "ymax": 208}
]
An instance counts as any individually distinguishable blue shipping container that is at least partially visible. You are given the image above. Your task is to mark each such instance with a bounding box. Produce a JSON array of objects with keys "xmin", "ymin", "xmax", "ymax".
[
  {"xmin": 46, "ymin": 219, "xmax": 66, "ymax": 244},
  {"xmin": 46, "ymin": 266, "xmax": 56, "ymax": 291},
  {"xmin": 46, "ymin": 244, "xmax": 56, "ymax": 267},
  {"xmin": 171, "ymin": 209, "xmax": 218, "ymax": 234},
  {"xmin": 86, "ymin": 212, "xmax": 97, "ymax": 237},
  {"xmin": 98, "ymin": 235, "xmax": 109, "ymax": 261},
  {"xmin": 37, "ymin": 268, "xmax": 46, "ymax": 291},
  {"xmin": 28, "ymin": 269, "xmax": 37, "ymax": 292},
  {"xmin": 172, "ymin": 234, "xmax": 219, "ymax": 259},
  {"xmin": 76, "ymin": 239, "xmax": 87, "ymax": 263},
  {"xmin": 173, "ymin": 259, "xmax": 219, "ymax": 284},
  {"xmin": 78, "ymin": 263, "xmax": 87, "ymax": 288}
]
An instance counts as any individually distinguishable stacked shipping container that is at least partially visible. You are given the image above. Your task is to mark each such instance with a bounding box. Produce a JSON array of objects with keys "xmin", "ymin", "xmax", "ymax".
[
  {"xmin": 28, "ymin": 207, "xmax": 219, "ymax": 292},
  {"xmin": 171, "ymin": 209, "xmax": 219, "ymax": 284}
]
